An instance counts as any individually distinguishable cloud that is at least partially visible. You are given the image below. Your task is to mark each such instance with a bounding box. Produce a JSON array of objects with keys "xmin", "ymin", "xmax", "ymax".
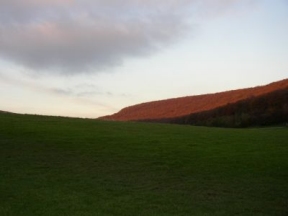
[
  {"xmin": 196, "ymin": 0, "xmax": 259, "ymax": 18},
  {"xmin": 51, "ymin": 83, "xmax": 129, "ymax": 98},
  {"xmin": 0, "ymin": 72, "xmax": 117, "ymax": 111},
  {"xmin": 0, "ymin": 0, "xmax": 254, "ymax": 75},
  {"xmin": 0, "ymin": 0, "xmax": 192, "ymax": 74}
]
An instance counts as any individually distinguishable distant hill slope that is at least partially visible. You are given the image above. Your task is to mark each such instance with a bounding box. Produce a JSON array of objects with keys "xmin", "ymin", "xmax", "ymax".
[
  {"xmin": 101, "ymin": 79, "xmax": 288, "ymax": 121},
  {"xmin": 150, "ymin": 87, "xmax": 288, "ymax": 127},
  {"xmin": 0, "ymin": 110, "xmax": 10, "ymax": 113}
]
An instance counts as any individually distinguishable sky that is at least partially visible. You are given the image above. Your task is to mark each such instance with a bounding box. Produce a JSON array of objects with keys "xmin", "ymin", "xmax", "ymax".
[{"xmin": 0, "ymin": 0, "xmax": 287, "ymax": 118}]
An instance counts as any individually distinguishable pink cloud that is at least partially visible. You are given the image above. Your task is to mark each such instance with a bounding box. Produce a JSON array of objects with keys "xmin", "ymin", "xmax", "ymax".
[{"xmin": 0, "ymin": 0, "xmax": 257, "ymax": 75}]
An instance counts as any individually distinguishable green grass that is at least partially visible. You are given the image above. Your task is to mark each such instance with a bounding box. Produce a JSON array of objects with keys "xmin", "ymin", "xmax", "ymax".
[{"xmin": 0, "ymin": 113, "xmax": 288, "ymax": 216}]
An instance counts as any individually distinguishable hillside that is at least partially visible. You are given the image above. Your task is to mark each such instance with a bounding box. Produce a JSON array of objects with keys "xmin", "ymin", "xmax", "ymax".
[
  {"xmin": 101, "ymin": 79, "xmax": 288, "ymax": 121},
  {"xmin": 152, "ymin": 88, "xmax": 288, "ymax": 127}
]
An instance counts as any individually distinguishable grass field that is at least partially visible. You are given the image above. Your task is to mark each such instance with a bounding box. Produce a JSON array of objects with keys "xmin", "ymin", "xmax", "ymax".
[{"xmin": 0, "ymin": 113, "xmax": 288, "ymax": 216}]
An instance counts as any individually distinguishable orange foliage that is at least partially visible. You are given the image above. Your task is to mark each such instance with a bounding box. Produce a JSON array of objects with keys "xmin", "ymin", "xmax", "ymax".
[{"xmin": 101, "ymin": 79, "xmax": 288, "ymax": 121}]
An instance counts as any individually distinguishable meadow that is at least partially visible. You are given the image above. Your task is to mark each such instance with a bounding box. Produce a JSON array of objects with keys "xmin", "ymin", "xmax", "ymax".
[{"xmin": 0, "ymin": 113, "xmax": 288, "ymax": 215}]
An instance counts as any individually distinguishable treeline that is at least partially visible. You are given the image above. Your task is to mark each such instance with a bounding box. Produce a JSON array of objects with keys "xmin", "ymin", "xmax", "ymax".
[{"xmin": 147, "ymin": 88, "xmax": 288, "ymax": 128}]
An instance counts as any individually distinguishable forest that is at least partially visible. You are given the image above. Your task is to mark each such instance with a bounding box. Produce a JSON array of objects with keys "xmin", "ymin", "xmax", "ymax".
[{"xmin": 151, "ymin": 88, "xmax": 288, "ymax": 127}]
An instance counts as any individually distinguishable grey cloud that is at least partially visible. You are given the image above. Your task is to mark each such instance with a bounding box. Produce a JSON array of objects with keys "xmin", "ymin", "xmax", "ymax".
[
  {"xmin": 0, "ymin": 0, "xmax": 253, "ymax": 75},
  {"xmin": 196, "ymin": 0, "xmax": 259, "ymax": 18},
  {"xmin": 76, "ymin": 91, "xmax": 114, "ymax": 97},
  {"xmin": 50, "ymin": 88, "xmax": 73, "ymax": 96},
  {"xmin": 0, "ymin": 0, "xmax": 192, "ymax": 74},
  {"xmin": 51, "ymin": 85, "xmax": 126, "ymax": 98}
]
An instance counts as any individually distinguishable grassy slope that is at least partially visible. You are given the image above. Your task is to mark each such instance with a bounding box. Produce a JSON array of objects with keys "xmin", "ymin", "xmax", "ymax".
[{"xmin": 0, "ymin": 113, "xmax": 288, "ymax": 216}]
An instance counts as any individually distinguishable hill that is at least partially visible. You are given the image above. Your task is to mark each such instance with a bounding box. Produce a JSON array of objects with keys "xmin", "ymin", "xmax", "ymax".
[
  {"xmin": 101, "ymin": 79, "xmax": 288, "ymax": 122},
  {"xmin": 1, "ymin": 112, "xmax": 288, "ymax": 215},
  {"xmin": 151, "ymin": 87, "xmax": 288, "ymax": 127}
]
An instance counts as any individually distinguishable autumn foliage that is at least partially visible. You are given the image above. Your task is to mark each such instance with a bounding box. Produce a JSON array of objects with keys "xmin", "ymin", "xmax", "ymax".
[
  {"xmin": 154, "ymin": 88, "xmax": 288, "ymax": 127},
  {"xmin": 101, "ymin": 79, "xmax": 288, "ymax": 123}
]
